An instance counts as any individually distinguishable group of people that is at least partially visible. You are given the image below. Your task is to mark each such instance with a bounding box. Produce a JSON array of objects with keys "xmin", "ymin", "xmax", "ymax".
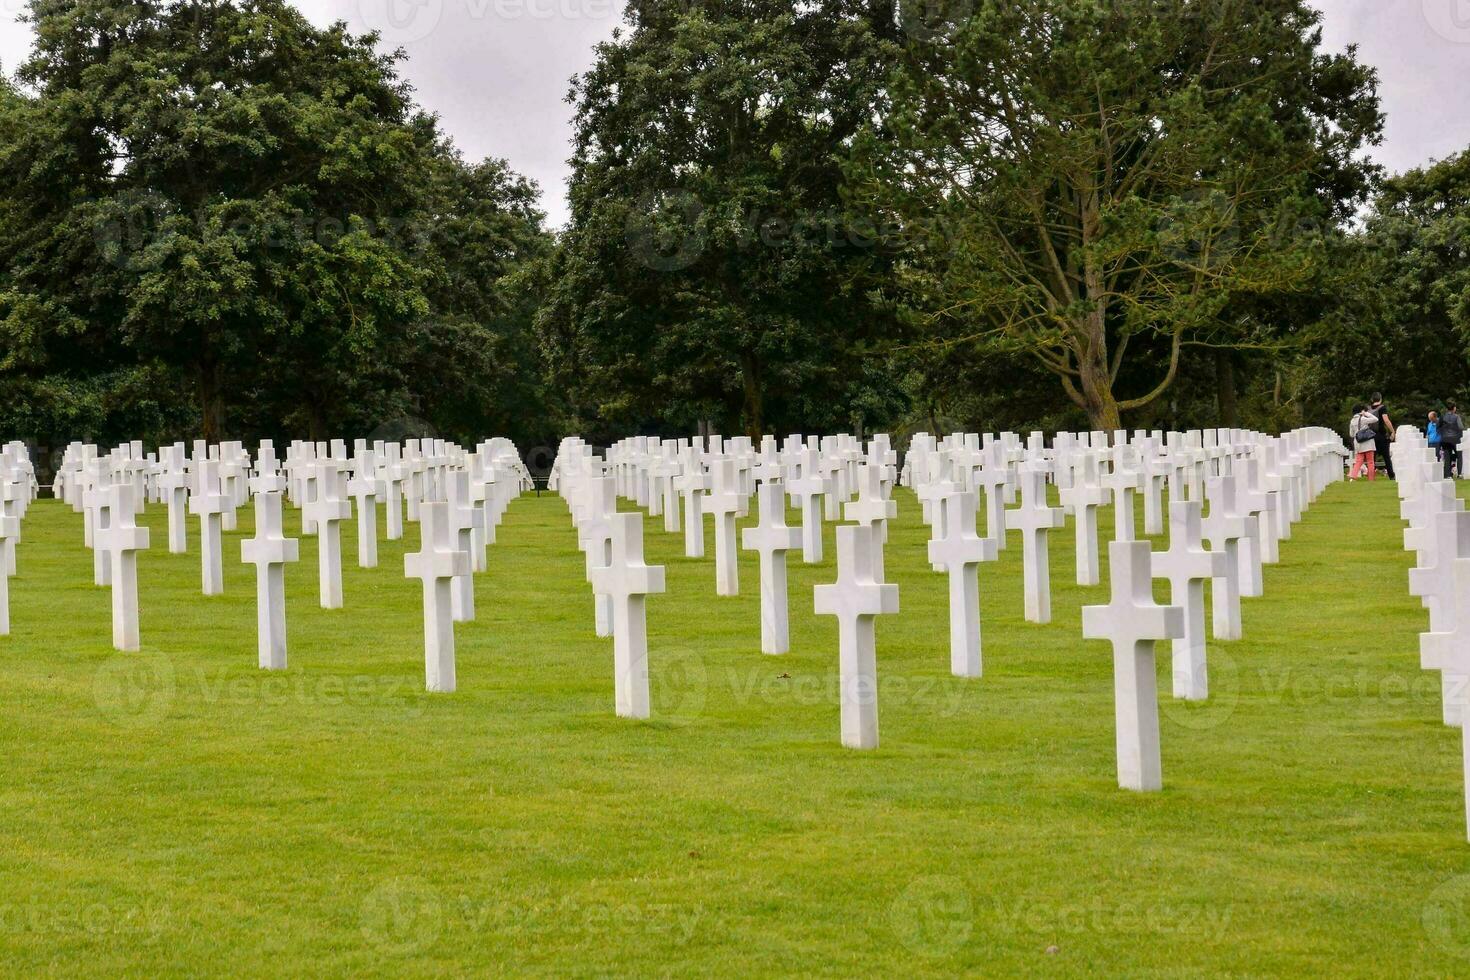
[{"xmin": 1348, "ymin": 394, "xmax": 1464, "ymax": 481}]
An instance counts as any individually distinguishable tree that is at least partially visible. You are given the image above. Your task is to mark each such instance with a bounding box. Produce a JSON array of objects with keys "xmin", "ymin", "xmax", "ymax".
[
  {"xmin": 853, "ymin": 0, "xmax": 1382, "ymax": 429},
  {"xmin": 0, "ymin": 0, "xmax": 550, "ymax": 448},
  {"xmin": 541, "ymin": 0, "xmax": 904, "ymax": 439}
]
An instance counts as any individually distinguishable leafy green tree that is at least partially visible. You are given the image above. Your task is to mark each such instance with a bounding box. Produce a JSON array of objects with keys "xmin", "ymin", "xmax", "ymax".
[
  {"xmin": 854, "ymin": 0, "xmax": 1382, "ymax": 429},
  {"xmin": 542, "ymin": 0, "xmax": 904, "ymax": 439}
]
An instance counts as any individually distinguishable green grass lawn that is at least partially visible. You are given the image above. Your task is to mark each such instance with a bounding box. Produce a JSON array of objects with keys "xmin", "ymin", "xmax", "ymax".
[{"xmin": 1, "ymin": 476, "xmax": 1467, "ymax": 975}]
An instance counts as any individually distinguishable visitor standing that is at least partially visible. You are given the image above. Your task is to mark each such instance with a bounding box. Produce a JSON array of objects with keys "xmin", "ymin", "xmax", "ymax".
[
  {"xmin": 1370, "ymin": 393, "xmax": 1396, "ymax": 480},
  {"xmin": 1349, "ymin": 404, "xmax": 1379, "ymax": 480},
  {"xmin": 1441, "ymin": 404, "xmax": 1463, "ymax": 480},
  {"xmin": 1429, "ymin": 411, "xmax": 1441, "ymax": 461}
]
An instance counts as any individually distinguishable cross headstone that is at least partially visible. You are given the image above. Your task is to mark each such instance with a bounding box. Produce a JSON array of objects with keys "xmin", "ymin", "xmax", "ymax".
[
  {"xmin": 404, "ymin": 500, "xmax": 471, "ymax": 693},
  {"xmin": 1059, "ymin": 453, "xmax": 1109, "ymax": 587},
  {"xmin": 1202, "ymin": 475, "xmax": 1253, "ymax": 641},
  {"xmin": 347, "ymin": 453, "xmax": 380, "ymax": 569},
  {"xmin": 1419, "ymin": 557, "xmax": 1470, "ymax": 839},
  {"xmin": 844, "ymin": 462, "xmax": 897, "ymax": 582},
  {"xmin": 1082, "ymin": 540, "xmax": 1185, "ymax": 791},
  {"xmin": 788, "ymin": 448, "xmax": 827, "ymax": 564},
  {"xmin": 1008, "ymin": 464, "xmax": 1064, "ymax": 624},
  {"xmin": 0, "ymin": 508, "xmax": 15, "ymax": 635},
  {"xmin": 706, "ymin": 456, "xmax": 743, "ymax": 597},
  {"xmin": 814, "ymin": 524, "xmax": 899, "ymax": 749},
  {"xmin": 928, "ymin": 490, "xmax": 998, "ymax": 678},
  {"xmin": 1411, "ymin": 506, "xmax": 1470, "ymax": 727},
  {"xmin": 189, "ymin": 461, "xmax": 228, "ymax": 596},
  {"xmin": 241, "ymin": 473, "xmax": 300, "ymax": 670},
  {"xmin": 1152, "ymin": 500, "xmax": 1228, "ymax": 700},
  {"xmin": 304, "ymin": 462, "xmax": 351, "ymax": 610},
  {"xmin": 157, "ymin": 451, "xmax": 190, "ymax": 554},
  {"xmin": 590, "ymin": 511, "xmax": 666, "ymax": 719},
  {"xmin": 446, "ymin": 469, "xmax": 483, "ymax": 622},
  {"xmin": 99, "ymin": 482, "xmax": 150, "ymax": 651},
  {"xmin": 741, "ymin": 481, "xmax": 802, "ymax": 654},
  {"xmin": 674, "ymin": 451, "xmax": 707, "ymax": 559}
]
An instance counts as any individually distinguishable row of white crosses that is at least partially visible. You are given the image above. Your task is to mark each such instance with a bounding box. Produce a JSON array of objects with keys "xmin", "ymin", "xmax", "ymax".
[
  {"xmin": 551, "ymin": 426, "xmax": 1348, "ymax": 768},
  {"xmin": 34, "ymin": 436, "xmax": 531, "ymax": 687},
  {"xmin": 0, "ymin": 441, "xmax": 37, "ymax": 634},
  {"xmin": 1394, "ymin": 424, "xmax": 1470, "ymax": 840}
]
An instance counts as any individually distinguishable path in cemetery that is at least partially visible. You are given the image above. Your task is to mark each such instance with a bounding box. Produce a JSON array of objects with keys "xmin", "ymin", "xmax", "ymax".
[{"xmin": 0, "ymin": 480, "xmax": 1463, "ymax": 974}]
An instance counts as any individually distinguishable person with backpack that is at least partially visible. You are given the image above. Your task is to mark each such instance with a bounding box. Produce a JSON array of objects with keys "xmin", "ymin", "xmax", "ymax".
[
  {"xmin": 1370, "ymin": 393, "xmax": 1396, "ymax": 480},
  {"xmin": 1429, "ymin": 411, "xmax": 1442, "ymax": 461},
  {"xmin": 1441, "ymin": 403, "xmax": 1464, "ymax": 480},
  {"xmin": 1349, "ymin": 403, "xmax": 1380, "ymax": 480}
]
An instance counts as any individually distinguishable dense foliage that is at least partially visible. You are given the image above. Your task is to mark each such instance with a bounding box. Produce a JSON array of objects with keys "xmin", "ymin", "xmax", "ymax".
[{"xmin": 1, "ymin": 0, "xmax": 1466, "ymax": 451}]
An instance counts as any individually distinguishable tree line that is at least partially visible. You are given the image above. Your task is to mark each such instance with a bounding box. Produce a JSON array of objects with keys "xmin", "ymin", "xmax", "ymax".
[{"xmin": 2, "ymin": 0, "xmax": 1467, "ymax": 452}]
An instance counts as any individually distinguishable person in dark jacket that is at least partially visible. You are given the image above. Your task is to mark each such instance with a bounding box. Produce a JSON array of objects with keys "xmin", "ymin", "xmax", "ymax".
[
  {"xmin": 1441, "ymin": 404, "xmax": 1464, "ymax": 480},
  {"xmin": 1370, "ymin": 393, "xmax": 1396, "ymax": 480}
]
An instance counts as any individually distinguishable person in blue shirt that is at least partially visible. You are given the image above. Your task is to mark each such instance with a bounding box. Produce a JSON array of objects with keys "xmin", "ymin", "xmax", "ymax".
[{"xmin": 1429, "ymin": 411, "xmax": 1442, "ymax": 461}]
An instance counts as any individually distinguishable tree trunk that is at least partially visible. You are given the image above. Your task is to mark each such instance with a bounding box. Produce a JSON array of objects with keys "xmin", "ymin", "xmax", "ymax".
[
  {"xmin": 739, "ymin": 350, "xmax": 764, "ymax": 440},
  {"xmin": 1215, "ymin": 349, "xmax": 1238, "ymax": 427},
  {"xmin": 199, "ymin": 357, "xmax": 224, "ymax": 444},
  {"xmin": 1075, "ymin": 328, "xmax": 1122, "ymax": 431}
]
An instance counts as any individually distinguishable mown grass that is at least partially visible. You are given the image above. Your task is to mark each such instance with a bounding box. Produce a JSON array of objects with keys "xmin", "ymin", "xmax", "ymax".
[{"xmin": 0, "ymin": 476, "xmax": 1465, "ymax": 976}]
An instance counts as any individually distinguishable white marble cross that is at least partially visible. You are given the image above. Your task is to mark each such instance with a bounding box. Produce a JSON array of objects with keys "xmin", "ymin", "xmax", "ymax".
[
  {"xmin": 844, "ymin": 462, "xmax": 897, "ymax": 581},
  {"xmin": 1008, "ymin": 464, "xmax": 1064, "ymax": 624},
  {"xmin": 1152, "ymin": 500, "xmax": 1228, "ymax": 700},
  {"xmin": 928, "ymin": 490, "xmax": 998, "ymax": 678},
  {"xmin": 1419, "ymin": 557, "xmax": 1470, "ymax": 839},
  {"xmin": 579, "ymin": 475, "xmax": 618, "ymax": 638},
  {"xmin": 1059, "ymin": 453, "xmax": 1109, "ymax": 586},
  {"xmin": 814, "ymin": 524, "xmax": 899, "ymax": 749},
  {"xmin": 706, "ymin": 456, "xmax": 743, "ymax": 597},
  {"xmin": 590, "ymin": 511, "xmax": 666, "ymax": 719},
  {"xmin": 347, "ymin": 454, "xmax": 380, "ymax": 569},
  {"xmin": 1083, "ymin": 540, "xmax": 1185, "ymax": 791},
  {"xmin": 1105, "ymin": 458, "xmax": 1144, "ymax": 542},
  {"xmin": 304, "ymin": 462, "xmax": 351, "ymax": 610},
  {"xmin": 1411, "ymin": 506, "xmax": 1470, "ymax": 727},
  {"xmin": 0, "ymin": 508, "xmax": 15, "ymax": 635},
  {"xmin": 404, "ymin": 500, "xmax": 471, "ymax": 693},
  {"xmin": 83, "ymin": 476, "xmax": 114, "ymax": 587},
  {"xmin": 446, "ymin": 469, "xmax": 483, "ymax": 622},
  {"xmin": 974, "ymin": 446, "xmax": 1011, "ymax": 550},
  {"xmin": 1202, "ymin": 475, "xmax": 1253, "ymax": 641},
  {"xmin": 158, "ymin": 454, "xmax": 190, "ymax": 554},
  {"xmin": 241, "ymin": 473, "xmax": 300, "ymax": 670},
  {"xmin": 674, "ymin": 452, "xmax": 707, "ymax": 559},
  {"xmin": 99, "ymin": 482, "xmax": 150, "ymax": 651},
  {"xmin": 741, "ymin": 481, "xmax": 802, "ymax": 654},
  {"xmin": 189, "ymin": 461, "xmax": 228, "ymax": 596},
  {"xmin": 788, "ymin": 448, "xmax": 827, "ymax": 563}
]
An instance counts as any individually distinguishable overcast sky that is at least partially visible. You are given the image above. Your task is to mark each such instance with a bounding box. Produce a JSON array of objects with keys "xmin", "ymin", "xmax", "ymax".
[{"xmin": 2, "ymin": 0, "xmax": 1468, "ymax": 227}]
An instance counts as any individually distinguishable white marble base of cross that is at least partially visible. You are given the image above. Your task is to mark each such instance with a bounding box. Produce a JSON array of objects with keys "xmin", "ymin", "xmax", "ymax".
[
  {"xmin": 190, "ymin": 461, "xmax": 229, "ymax": 596},
  {"xmin": 1009, "ymin": 465, "xmax": 1063, "ymax": 624},
  {"xmin": 741, "ymin": 481, "xmax": 802, "ymax": 654},
  {"xmin": 405, "ymin": 500, "xmax": 471, "ymax": 692},
  {"xmin": 591, "ymin": 512, "xmax": 666, "ymax": 718},
  {"xmin": 99, "ymin": 482, "xmax": 150, "ymax": 651},
  {"xmin": 1419, "ymin": 557, "xmax": 1470, "ymax": 839},
  {"xmin": 241, "ymin": 475, "xmax": 300, "ymax": 670},
  {"xmin": 707, "ymin": 457, "xmax": 743, "ymax": 597},
  {"xmin": 928, "ymin": 490, "xmax": 998, "ymax": 678},
  {"xmin": 815, "ymin": 524, "xmax": 899, "ymax": 749},
  {"xmin": 1083, "ymin": 540, "xmax": 1185, "ymax": 791},
  {"xmin": 1153, "ymin": 500, "xmax": 1228, "ymax": 700}
]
